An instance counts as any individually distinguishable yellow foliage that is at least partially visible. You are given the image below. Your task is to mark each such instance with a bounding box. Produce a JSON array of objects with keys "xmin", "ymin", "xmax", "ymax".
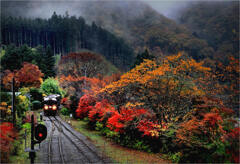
[
  {"xmin": 150, "ymin": 130, "xmax": 159, "ymax": 137},
  {"xmin": 6, "ymin": 109, "xmax": 11, "ymax": 115},
  {"xmin": 18, "ymin": 95, "xmax": 27, "ymax": 102},
  {"xmin": 125, "ymin": 102, "xmax": 144, "ymax": 108}
]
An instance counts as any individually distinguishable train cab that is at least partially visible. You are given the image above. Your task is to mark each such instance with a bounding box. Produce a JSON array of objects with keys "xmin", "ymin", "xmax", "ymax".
[{"xmin": 43, "ymin": 94, "xmax": 61, "ymax": 116}]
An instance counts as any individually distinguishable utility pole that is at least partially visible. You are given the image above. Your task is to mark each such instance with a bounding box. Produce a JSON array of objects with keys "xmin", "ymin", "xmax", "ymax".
[
  {"xmin": 12, "ymin": 77, "xmax": 16, "ymax": 126},
  {"xmin": 30, "ymin": 114, "xmax": 36, "ymax": 164}
]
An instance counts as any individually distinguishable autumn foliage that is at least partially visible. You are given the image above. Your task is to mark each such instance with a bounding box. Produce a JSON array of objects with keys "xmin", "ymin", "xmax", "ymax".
[
  {"xmin": 98, "ymin": 53, "xmax": 212, "ymax": 124},
  {"xmin": 75, "ymin": 95, "xmax": 95, "ymax": 119},
  {"xmin": 175, "ymin": 97, "xmax": 238, "ymax": 162},
  {"xmin": 71, "ymin": 53, "xmax": 239, "ymax": 162},
  {"xmin": 107, "ymin": 108, "xmax": 149, "ymax": 133},
  {"xmin": 0, "ymin": 122, "xmax": 17, "ymax": 163},
  {"xmin": 2, "ymin": 62, "xmax": 44, "ymax": 89}
]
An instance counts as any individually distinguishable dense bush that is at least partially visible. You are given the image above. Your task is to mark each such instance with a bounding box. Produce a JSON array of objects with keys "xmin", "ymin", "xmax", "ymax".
[
  {"xmin": 18, "ymin": 87, "xmax": 30, "ymax": 96},
  {"xmin": 41, "ymin": 78, "xmax": 65, "ymax": 97},
  {"xmin": 32, "ymin": 100, "xmax": 42, "ymax": 110},
  {"xmin": 75, "ymin": 95, "xmax": 96, "ymax": 119},
  {"xmin": 0, "ymin": 93, "xmax": 12, "ymax": 121},
  {"xmin": 0, "ymin": 122, "xmax": 17, "ymax": 163},
  {"xmin": 174, "ymin": 97, "xmax": 239, "ymax": 163},
  {"xmin": 61, "ymin": 107, "xmax": 70, "ymax": 116},
  {"xmin": 29, "ymin": 88, "xmax": 43, "ymax": 102},
  {"xmin": 0, "ymin": 102, "xmax": 12, "ymax": 121},
  {"xmin": 16, "ymin": 95, "xmax": 30, "ymax": 118}
]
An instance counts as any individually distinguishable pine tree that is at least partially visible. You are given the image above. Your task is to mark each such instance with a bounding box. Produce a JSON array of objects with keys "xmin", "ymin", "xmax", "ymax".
[
  {"xmin": 43, "ymin": 46, "xmax": 55, "ymax": 78},
  {"xmin": 132, "ymin": 49, "xmax": 154, "ymax": 68}
]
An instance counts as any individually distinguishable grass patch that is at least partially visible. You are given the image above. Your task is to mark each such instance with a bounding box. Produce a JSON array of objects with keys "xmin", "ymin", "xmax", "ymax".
[{"xmin": 61, "ymin": 115, "xmax": 170, "ymax": 163}]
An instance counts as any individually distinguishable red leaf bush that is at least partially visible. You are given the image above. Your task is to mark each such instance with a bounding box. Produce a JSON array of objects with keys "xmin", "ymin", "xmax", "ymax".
[
  {"xmin": 88, "ymin": 99, "xmax": 115, "ymax": 123},
  {"xmin": 107, "ymin": 108, "xmax": 148, "ymax": 133},
  {"xmin": 107, "ymin": 111, "xmax": 125, "ymax": 133},
  {"xmin": 61, "ymin": 97, "xmax": 71, "ymax": 109},
  {"xmin": 225, "ymin": 127, "xmax": 240, "ymax": 163},
  {"xmin": 137, "ymin": 119, "xmax": 166, "ymax": 138},
  {"xmin": 0, "ymin": 122, "xmax": 17, "ymax": 163},
  {"xmin": 175, "ymin": 103, "xmax": 239, "ymax": 162},
  {"xmin": 75, "ymin": 95, "xmax": 95, "ymax": 119}
]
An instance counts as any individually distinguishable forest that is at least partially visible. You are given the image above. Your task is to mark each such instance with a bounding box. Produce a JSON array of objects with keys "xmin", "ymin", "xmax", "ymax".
[
  {"xmin": 0, "ymin": 0, "xmax": 239, "ymax": 163},
  {"xmin": 1, "ymin": 12, "xmax": 134, "ymax": 70}
]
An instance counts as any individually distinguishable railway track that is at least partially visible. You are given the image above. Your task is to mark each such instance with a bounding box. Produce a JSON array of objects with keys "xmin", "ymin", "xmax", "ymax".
[
  {"xmin": 42, "ymin": 115, "xmax": 110, "ymax": 163},
  {"xmin": 54, "ymin": 116, "xmax": 105, "ymax": 162},
  {"xmin": 54, "ymin": 116, "xmax": 105, "ymax": 163},
  {"xmin": 48, "ymin": 117, "xmax": 54, "ymax": 164},
  {"xmin": 48, "ymin": 117, "xmax": 65, "ymax": 164}
]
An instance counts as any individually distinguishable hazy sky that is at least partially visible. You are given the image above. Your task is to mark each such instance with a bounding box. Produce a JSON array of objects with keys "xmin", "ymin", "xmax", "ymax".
[
  {"xmin": 2, "ymin": 0, "xmax": 232, "ymax": 19},
  {"xmin": 143, "ymin": 0, "xmax": 231, "ymax": 18}
]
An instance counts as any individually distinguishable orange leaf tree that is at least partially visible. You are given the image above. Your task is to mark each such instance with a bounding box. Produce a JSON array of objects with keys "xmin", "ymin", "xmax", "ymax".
[
  {"xmin": 16, "ymin": 62, "xmax": 44, "ymax": 88},
  {"xmin": 2, "ymin": 62, "xmax": 43, "ymax": 89},
  {"xmin": 98, "ymin": 53, "xmax": 212, "ymax": 123},
  {"xmin": 2, "ymin": 70, "xmax": 19, "ymax": 90},
  {"xmin": 216, "ymin": 56, "xmax": 239, "ymax": 110}
]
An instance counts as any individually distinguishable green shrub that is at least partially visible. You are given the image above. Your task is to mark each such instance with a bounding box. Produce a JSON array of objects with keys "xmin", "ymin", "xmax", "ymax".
[
  {"xmin": 29, "ymin": 88, "xmax": 43, "ymax": 102},
  {"xmin": 22, "ymin": 123, "xmax": 31, "ymax": 132},
  {"xmin": 16, "ymin": 95, "xmax": 30, "ymax": 118},
  {"xmin": 32, "ymin": 100, "xmax": 42, "ymax": 110},
  {"xmin": 95, "ymin": 122, "xmax": 119, "ymax": 140},
  {"xmin": 133, "ymin": 140, "xmax": 151, "ymax": 152},
  {"xmin": 19, "ymin": 87, "xmax": 30, "ymax": 96},
  {"xmin": 61, "ymin": 107, "xmax": 70, "ymax": 116},
  {"xmin": 170, "ymin": 152, "xmax": 182, "ymax": 163},
  {"xmin": 40, "ymin": 78, "xmax": 65, "ymax": 97},
  {"xmin": 95, "ymin": 121, "xmax": 104, "ymax": 131}
]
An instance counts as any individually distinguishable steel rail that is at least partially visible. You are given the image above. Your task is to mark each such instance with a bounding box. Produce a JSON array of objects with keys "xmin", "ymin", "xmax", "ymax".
[
  {"xmin": 54, "ymin": 116, "xmax": 104, "ymax": 162},
  {"xmin": 51, "ymin": 117, "xmax": 91, "ymax": 163}
]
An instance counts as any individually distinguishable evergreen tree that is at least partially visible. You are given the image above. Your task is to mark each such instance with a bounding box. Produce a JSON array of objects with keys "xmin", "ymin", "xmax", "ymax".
[
  {"xmin": 132, "ymin": 49, "xmax": 154, "ymax": 68},
  {"xmin": 43, "ymin": 46, "xmax": 55, "ymax": 78}
]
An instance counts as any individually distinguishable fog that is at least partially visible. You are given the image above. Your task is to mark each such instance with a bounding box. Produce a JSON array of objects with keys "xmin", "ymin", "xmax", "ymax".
[
  {"xmin": 2, "ymin": 0, "xmax": 230, "ymax": 20},
  {"xmin": 1, "ymin": 0, "xmax": 234, "ymax": 26}
]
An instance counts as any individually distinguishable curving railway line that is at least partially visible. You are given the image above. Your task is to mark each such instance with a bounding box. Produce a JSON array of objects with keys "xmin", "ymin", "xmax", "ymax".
[{"xmin": 37, "ymin": 115, "xmax": 110, "ymax": 164}]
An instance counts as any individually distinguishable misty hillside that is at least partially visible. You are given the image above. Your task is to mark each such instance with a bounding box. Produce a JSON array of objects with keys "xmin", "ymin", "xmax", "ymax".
[
  {"xmin": 178, "ymin": 1, "xmax": 239, "ymax": 61},
  {"xmin": 2, "ymin": 0, "xmax": 214, "ymax": 61},
  {"xmin": 1, "ymin": 0, "xmax": 239, "ymax": 62},
  {"xmin": 80, "ymin": 1, "xmax": 215, "ymax": 60}
]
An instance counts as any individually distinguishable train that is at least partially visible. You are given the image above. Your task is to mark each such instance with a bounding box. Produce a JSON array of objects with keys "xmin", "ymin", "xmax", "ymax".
[{"xmin": 43, "ymin": 94, "xmax": 61, "ymax": 116}]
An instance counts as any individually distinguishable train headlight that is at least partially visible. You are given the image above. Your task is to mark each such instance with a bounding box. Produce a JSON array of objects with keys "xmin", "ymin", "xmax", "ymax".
[
  {"xmin": 44, "ymin": 105, "xmax": 48, "ymax": 110},
  {"xmin": 52, "ymin": 105, "xmax": 57, "ymax": 110}
]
